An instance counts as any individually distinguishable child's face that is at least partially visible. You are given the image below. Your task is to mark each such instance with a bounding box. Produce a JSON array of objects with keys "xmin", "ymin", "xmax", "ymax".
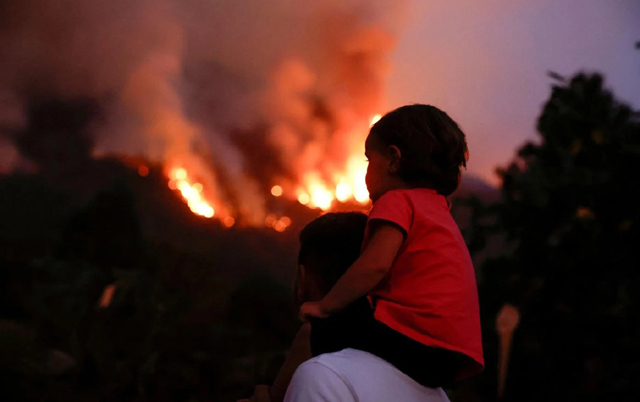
[{"xmin": 365, "ymin": 134, "xmax": 394, "ymax": 202}]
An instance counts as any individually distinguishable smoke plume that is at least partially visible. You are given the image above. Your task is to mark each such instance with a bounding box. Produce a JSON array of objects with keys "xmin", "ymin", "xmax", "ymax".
[{"xmin": 0, "ymin": 0, "xmax": 406, "ymax": 223}]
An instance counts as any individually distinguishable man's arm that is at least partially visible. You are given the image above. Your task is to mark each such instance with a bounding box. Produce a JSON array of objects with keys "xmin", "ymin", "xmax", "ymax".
[
  {"xmin": 283, "ymin": 361, "xmax": 356, "ymax": 402},
  {"xmin": 269, "ymin": 323, "xmax": 312, "ymax": 402},
  {"xmin": 318, "ymin": 221, "xmax": 404, "ymax": 315}
]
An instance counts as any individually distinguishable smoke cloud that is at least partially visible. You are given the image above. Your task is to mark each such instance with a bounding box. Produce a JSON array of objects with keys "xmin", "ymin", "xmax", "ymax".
[{"xmin": 0, "ymin": 0, "xmax": 406, "ymax": 223}]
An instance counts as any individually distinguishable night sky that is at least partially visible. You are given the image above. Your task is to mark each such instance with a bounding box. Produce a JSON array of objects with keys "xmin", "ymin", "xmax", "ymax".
[{"xmin": 390, "ymin": 0, "xmax": 640, "ymax": 183}]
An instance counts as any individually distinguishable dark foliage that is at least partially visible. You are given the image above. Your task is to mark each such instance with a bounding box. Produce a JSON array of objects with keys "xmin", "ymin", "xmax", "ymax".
[
  {"xmin": 454, "ymin": 73, "xmax": 640, "ymax": 402},
  {"xmin": 2, "ymin": 72, "xmax": 639, "ymax": 401}
]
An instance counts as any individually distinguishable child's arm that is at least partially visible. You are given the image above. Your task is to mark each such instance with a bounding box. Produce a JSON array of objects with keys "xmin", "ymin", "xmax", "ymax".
[{"xmin": 300, "ymin": 221, "xmax": 404, "ymax": 320}]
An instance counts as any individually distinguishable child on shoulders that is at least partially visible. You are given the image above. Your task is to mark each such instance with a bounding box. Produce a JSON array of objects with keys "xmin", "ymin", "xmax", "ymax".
[{"xmin": 300, "ymin": 104, "xmax": 484, "ymax": 387}]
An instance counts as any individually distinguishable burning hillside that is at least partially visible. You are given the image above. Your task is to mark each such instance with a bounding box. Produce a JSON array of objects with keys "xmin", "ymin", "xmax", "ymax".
[
  {"xmin": 0, "ymin": 0, "xmax": 405, "ymax": 228},
  {"xmin": 161, "ymin": 114, "xmax": 381, "ymax": 227}
]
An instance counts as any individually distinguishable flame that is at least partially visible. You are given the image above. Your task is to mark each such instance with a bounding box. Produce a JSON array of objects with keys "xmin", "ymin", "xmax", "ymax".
[
  {"xmin": 164, "ymin": 114, "xmax": 379, "ymax": 224},
  {"xmin": 284, "ymin": 114, "xmax": 379, "ymax": 210},
  {"xmin": 168, "ymin": 167, "xmax": 215, "ymax": 218}
]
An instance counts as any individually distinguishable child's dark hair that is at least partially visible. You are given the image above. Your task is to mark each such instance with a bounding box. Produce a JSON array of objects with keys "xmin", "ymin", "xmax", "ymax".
[
  {"xmin": 298, "ymin": 212, "xmax": 367, "ymax": 294},
  {"xmin": 369, "ymin": 104, "xmax": 469, "ymax": 196}
]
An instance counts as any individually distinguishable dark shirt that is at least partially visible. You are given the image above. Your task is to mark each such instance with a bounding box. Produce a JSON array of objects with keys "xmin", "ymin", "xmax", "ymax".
[{"xmin": 309, "ymin": 298, "xmax": 465, "ymax": 388}]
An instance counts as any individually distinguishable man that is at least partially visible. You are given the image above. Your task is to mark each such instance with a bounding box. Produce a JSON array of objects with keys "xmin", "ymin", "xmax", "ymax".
[{"xmin": 244, "ymin": 212, "xmax": 450, "ymax": 402}]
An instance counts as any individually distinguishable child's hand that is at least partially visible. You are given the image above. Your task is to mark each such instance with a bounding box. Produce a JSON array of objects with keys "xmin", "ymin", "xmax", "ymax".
[{"xmin": 299, "ymin": 301, "xmax": 330, "ymax": 322}]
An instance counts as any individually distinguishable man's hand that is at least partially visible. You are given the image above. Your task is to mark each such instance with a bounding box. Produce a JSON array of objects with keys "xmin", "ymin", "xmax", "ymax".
[{"xmin": 299, "ymin": 301, "xmax": 330, "ymax": 323}]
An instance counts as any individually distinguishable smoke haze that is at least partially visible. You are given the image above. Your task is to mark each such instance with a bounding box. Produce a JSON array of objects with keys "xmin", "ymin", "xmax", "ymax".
[
  {"xmin": 2, "ymin": 0, "xmax": 638, "ymax": 219},
  {"xmin": 0, "ymin": 0, "xmax": 406, "ymax": 223},
  {"xmin": 388, "ymin": 0, "xmax": 640, "ymax": 183}
]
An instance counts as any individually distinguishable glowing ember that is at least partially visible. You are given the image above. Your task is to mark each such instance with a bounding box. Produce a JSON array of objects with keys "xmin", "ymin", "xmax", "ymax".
[
  {"xmin": 263, "ymin": 213, "xmax": 292, "ymax": 232},
  {"xmin": 168, "ymin": 167, "xmax": 215, "ymax": 218},
  {"xmin": 99, "ymin": 284, "xmax": 116, "ymax": 308},
  {"xmin": 273, "ymin": 220, "xmax": 286, "ymax": 232},
  {"xmin": 298, "ymin": 193, "xmax": 310, "ymax": 205},
  {"xmin": 138, "ymin": 165, "xmax": 149, "ymax": 177},
  {"xmin": 265, "ymin": 213, "xmax": 277, "ymax": 227},
  {"xmin": 271, "ymin": 185, "xmax": 283, "ymax": 197},
  {"xmin": 223, "ymin": 216, "xmax": 235, "ymax": 228}
]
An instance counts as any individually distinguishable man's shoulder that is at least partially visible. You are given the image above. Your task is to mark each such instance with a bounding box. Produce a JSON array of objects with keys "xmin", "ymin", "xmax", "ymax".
[
  {"xmin": 310, "ymin": 347, "xmax": 383, "ymax": 368},
  {"xmin": 284, "ymin": 353, "xmax": 357, "ymax": 402},
  {"xmin": 290, "ymin": 349, "xmax": 451, "ymax": 402},
  {"xmin": 294, "ymin": 349, "xmax": 369, "ymax": 386}
]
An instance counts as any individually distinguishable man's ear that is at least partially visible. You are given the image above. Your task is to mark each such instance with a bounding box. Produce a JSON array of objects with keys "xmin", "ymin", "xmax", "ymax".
[{"xmin": 388, "ymin": 145, "xmax": 402, "ymax": 174}]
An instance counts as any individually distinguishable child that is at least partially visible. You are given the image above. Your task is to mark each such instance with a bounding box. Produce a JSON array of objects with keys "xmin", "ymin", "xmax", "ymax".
[{"xmin": 300, "ymin": 104, "xmax": 484, "ymax": 387}]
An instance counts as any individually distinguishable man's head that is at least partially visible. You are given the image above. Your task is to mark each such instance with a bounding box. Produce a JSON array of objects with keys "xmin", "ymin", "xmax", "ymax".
[{"xmin": 296, "ymin": 212, "xmax": 367, "ymax": 303}]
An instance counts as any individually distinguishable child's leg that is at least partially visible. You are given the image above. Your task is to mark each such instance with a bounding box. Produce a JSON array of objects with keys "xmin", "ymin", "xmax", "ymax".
[
  {"xmin": 363, "ymin": 317, "xmax": 466, "ymax": 388},
  {"xmin": 307, "ymin": 298, "xmax": 464, "ymax": 388}
]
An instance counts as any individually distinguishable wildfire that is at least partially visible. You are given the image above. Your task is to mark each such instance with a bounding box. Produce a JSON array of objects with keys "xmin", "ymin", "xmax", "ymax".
[
  {"xmin": 168, "ymin": 167, "xmax": 215, "ymax": 218},
  {"xmin": 288, "ymin": 114, "xmax": 380, "ymax": 211},
  {"xmin": 164, "ymin": 114, "xmax": 381, "ymax": 227},
  {"xmin": 265, "ymin": 213, "xmax": 292, "ymax": 232}
]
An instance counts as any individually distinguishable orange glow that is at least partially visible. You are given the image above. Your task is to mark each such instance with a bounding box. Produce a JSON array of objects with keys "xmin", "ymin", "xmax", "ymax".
[
  {"xmin": 298, "ymin": 193, "xmax": 310, "ymax": 205},
  {"xmin": 335, "ymin": 182, "xmax": 351, "ymax": 202},
  {"xmin": 175, "ymin": 168, "xmax": 187, "ymax": 180},
  {"xmin": 99, "ymin": 284, "xmax": 116, "ymax": 308},
  {"xmin": 273, "ymin": 220, "xmax": 287, "ymax": 232},
  {"xmin": 265, "ymin": 213, "xmax": 277, "ymax": 227},
  {"xmin": 161, "ymin": 114, "xmax": 378, "ymax": 223},
  {"xmin": 289, "ymin": 114, "xmax": 377, "ymax": 210},
  {"xmin": 138, "ymin": 165, "xmax": 149, "ymax": 177},
  {"xmin": 271, "ymin": 185, "xmax": 283, "ymax": 197},
  {"xmin": 311, "ymin": 187, "xmax": 333, "ymax": 210},
  {"xmin": 168, "ymin": 167, "xmax": 215, "ymax": 218}
]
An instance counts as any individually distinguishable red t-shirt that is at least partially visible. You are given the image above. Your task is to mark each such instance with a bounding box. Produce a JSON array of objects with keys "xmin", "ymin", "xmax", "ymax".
[{"xmin": 364, "ymin": 188, "xmax": 484, "ymax": 377}]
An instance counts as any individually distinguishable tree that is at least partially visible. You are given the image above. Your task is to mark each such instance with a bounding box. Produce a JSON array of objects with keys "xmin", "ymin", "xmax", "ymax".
[{"xmin": 483, "ymin": 73, "xmax": 640, "ymax": 401}]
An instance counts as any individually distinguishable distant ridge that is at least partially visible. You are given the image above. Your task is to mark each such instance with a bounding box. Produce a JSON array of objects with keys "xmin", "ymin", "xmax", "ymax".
[{"xmin": 452, "ymin": 175, "xmax": 500, "ymax": 202}]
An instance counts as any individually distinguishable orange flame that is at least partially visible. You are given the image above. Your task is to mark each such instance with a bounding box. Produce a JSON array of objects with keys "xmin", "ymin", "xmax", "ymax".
[
  {"xmin": 287, "ymin": 114, "xmax": 380, "ymax": 210},
  {"xmin": 164, "ymin": 114, "xmax": 380, "ymax": 225},
  {"xmin": 168, "ymin": 167, "xmax": 215, "ymax": 218}
]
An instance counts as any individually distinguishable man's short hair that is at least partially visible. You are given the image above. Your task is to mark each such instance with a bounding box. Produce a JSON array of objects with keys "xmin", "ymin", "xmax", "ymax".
[{"xmin": 298, "ymin": 212, "xmax": 367, "ymax": 294}]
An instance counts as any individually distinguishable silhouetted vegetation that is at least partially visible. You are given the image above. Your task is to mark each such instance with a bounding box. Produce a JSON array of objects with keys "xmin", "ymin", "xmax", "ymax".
[
  {"xmin": 450, "ymin": 73, "xmax": 640, "ymax": 402},
  {"xmin": 1, "ymin": 72, "xmax": 639, "ymax": 401}
]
